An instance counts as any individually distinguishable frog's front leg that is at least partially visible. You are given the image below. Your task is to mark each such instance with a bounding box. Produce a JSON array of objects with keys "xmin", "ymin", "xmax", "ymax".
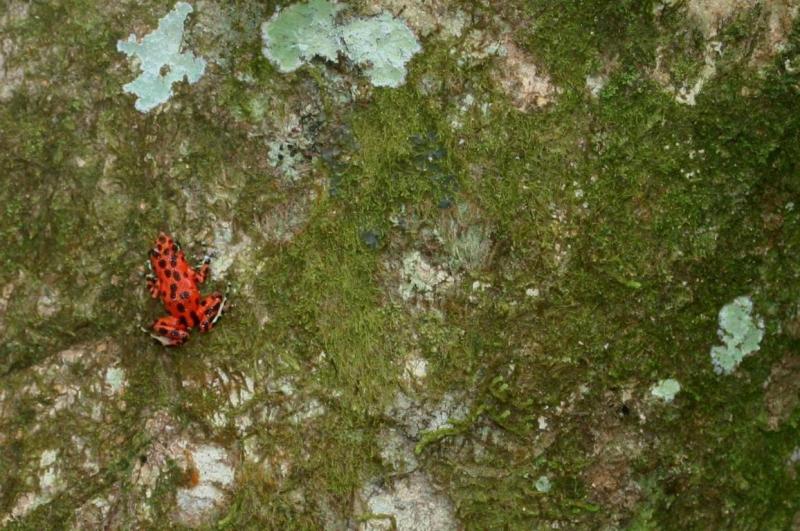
[
  {"xmin": 150, "ymin": 316, "xmax": 190, "ymax": 347},
  {"xmin": 146, "ymin": 276, "xmax": 160, "ymax": 299},
  {"xmin": 193, "ymin": 253, "xmax": 214, "ymax": 284},
  {"xmin": 145, "ymin": 260, "xmax": 160, "ymax": 299}
]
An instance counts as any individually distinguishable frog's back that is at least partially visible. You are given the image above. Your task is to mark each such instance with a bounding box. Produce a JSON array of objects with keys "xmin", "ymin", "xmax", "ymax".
[{"xmin": 149, "ymin": 233, "xmax": 202, "ymax": 328}]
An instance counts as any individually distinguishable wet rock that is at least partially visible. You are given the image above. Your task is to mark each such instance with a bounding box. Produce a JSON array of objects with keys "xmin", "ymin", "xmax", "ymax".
[
  {"xmin": 584, "ymin": 458, "xmax": 640, "ymax": 513},
  {"xmin": 785, "ymin": 308, "xmax": 800, "ymax": 340},
  {"xmin": 193, "ymin": 0, "xmax": 266, "ymax": 67},
  {"xmin": 580, "ymin": 390, "xmax": 646, "ymax": 522},
  {"xmin": 265, "ymin": 107, "xmax": 320, "ymax": 183},
  {"xmin": 401, "ymin": 352, "xmax": 428, "ymax": 385},
  {"xmin": 71, "ymin": 491, "xmax": 119, "ymax": 531},
  {"xmin": 185, "ymin": 366, "xmax": 257, "ymax": 431},
  {"xmin": 211, "ymin": 220, "xmax": 253, "ymax": 279},
  {"xmin": 93, "ymin": 178, "xmax": 134, "ymax": 232},
  {"xmin": 0, "ymin": 2, "xmax": 28, "ymax": 101},
  {"xmin": 0, "ymin": 280, "xmax": 15, "ymax": 335},
  {"xmin": 130, "ymin": 411, "xmax": 237, "ymax": 527},
  {"xmin": 686, "ymin": 0, "xmax": 757, "ymax": 39},
  {"xmin": 387, "ymin": 391, "xmax": 470, "ymax": 440},
  {"xmin": 496, "ymin": 38, "xmax": 560, "ymax": 111},
  {"xmin": 256, "ymin": 188, "xmax": 315, "ymax": 244},
  {"xmin": 752, "ymin": 1, "xmax": 799, "ymax": 64},
  {"xmin": 260, "ymin": 446, "xmax": 294, "ymax": 484},
  {"xmin": 764, "ymin": 355, "xmax": 800, "ymax": 431},
  {"xmin": 288, "ymin": 397, "xmax": 326, "ymax": 425},
  {"xmin": 174, "ymin": 445, "xmax": 236, "ymax": 527},
  {"xmin": 366, "ymin": 0, "xmax": 468, "ymax": 39},
  {"xmin": 2, "ymin": 340, "xmax": 126, "ymax": 428},
  {"xmin": 36, "ymin": 285, "xmax": 61, "ymax": 318},
  {"xmin": 2, "ymin": 449, "xmax": 63, "ymax": 525},
  {"xmin": 0, "ymin": 339, "xmax": 131, "ymax": 526},
  {"xmin": 398, "ymin": 251, "xmax": 454, "ymax": 303},
  {"xmin": 378, "ymin": 428, "xmax": 418, "ymax": 474},
  {"xmin": 457, "ymin": 29, "xmax": 559, "ymax": 111},
  {"xmin": 356, "ymin": 472, "xmax": 458, "ymax": 531},
  {"xmin": 653, "ymin": 0, "xmax": 798, "ymax": 104}
]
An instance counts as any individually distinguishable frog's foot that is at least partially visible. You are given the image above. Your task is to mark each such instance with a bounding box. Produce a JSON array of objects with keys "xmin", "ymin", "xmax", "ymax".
[
  {"xmin": 143, "ymin": 260, "xmax": 160, "ymax": 298},
  {"xmin": 198, "ymin": 292, "xmax": 226, "ymax": 333},
  {"xmin": 194, "ymin": 252, "xmax": 215, "ymax": 284},
  {"xmin": 150, "ymin": 316, "xmax": 190, "ymax": 347},
  {"xmin": 146, "ymin": 275, "xmax": 159, "ymax": 299}
]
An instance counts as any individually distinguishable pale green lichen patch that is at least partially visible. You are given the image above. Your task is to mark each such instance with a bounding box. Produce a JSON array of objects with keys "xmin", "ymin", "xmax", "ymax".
[
  {"xmin": 260, "ymin": 0, "xmax": 344, "ymax": 73},
  {"xmin": 710, "ymin": 296, "xmax": 765, "ymax": 375},
  {"xmin": 534, "ymin": 475, "xmax": 552, "ymax": 493},
  {"xmin": 340, "ymin": 12, "xmax": 422, "ymax": 87},
  {"xmin": 650, "ymin": 378, "xmax": 681, "ymax": 402},
  {"xmin": 103, "ymin": 367, "xmax": 126, "ymax": 395},
  {"xmin": 399, "ymin": 251, "xmax": 453, "ymax": 302},
  {"xmin": 117, "ymin": 2, "xmax": 206, "ymax": 112},
  {"xmin": 260, "ymin": 0, "xmax": 421, "ymax": 87}
]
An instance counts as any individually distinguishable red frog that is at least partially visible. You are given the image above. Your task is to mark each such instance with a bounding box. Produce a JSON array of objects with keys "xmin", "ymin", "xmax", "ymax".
[{"xmin": 145, "ymin": 232, "xmax": 225, "ymax": 346}]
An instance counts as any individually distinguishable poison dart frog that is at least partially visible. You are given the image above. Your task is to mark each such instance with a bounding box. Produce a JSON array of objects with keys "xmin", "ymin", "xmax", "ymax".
[{"xmin": 145, "ymin": 232, "xmax": 225, "ymax": 346}]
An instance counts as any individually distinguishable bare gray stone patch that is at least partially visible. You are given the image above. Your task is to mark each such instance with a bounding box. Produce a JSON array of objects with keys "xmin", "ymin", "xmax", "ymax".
[{"xmin": 357, "ymin": 472, "xmax": 457, "ymax": 531}]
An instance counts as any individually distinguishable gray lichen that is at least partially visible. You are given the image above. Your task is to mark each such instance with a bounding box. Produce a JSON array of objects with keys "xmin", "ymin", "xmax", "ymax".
[
  {"xmin": 534, "ymin": 475, "xmax": 552, "ymax": 493},
  {"xmin": 260, "ymin": 0, "xmax": 421, "ymax": 87},
  {"xmin": 260, "ymin": 0, "xmax": 343, "ymax": 73},
  {"xmin": 710, "ymin": 296, "xmax": 765, "ymax": 375},
  {"xmin": 117, "ymin": 2, "xmax": 207, "ymax": 112},
  {"xmin": 650, "ymin": 378, "xmax": 681, "ymax": 402},
  {"xmin": 340, "ymin": 12, "xmax": 422, "ymax": 88}
]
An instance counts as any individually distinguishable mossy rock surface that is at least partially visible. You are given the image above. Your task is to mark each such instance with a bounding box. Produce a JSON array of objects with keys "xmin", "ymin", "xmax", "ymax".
[{"xmin": 1, "ymin": 0, "xmax": 800, "ymax": 528}]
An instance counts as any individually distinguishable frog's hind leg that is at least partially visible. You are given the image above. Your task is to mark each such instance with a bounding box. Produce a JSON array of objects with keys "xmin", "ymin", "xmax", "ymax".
[
  {"xmin": 150, "ymin": 316, "xmax": 190, "ymax": 347},
  {"xmin": 198, "ymin": 292, "xmax": 226, "ymax": 333}
]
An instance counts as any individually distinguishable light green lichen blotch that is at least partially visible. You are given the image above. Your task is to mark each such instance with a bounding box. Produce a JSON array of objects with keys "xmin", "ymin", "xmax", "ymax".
[
  {"xmin": 709, "ymin": 296, "xmax": 765, "ymax": 375},
  {"xmin": 534, "ymin": 475, "xmax": 552, "ymax": 493},
  {"xmin": 650, "ymin": 378, "xmax": 681, "ymax": 402},
  {"xmin": 117, "ymin": 2, "xmax": 206, "ymax": 112},
  {"xmin": 260, "ymin": 0, "xmax": 344, "ymax": 73},
  {"xmin": 341, "ymin": 12, "xmax": 421, "ymax": 88},
  {"xmin": 260, "ymin": 0, "xmax": 420, "ymax": 87}
]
